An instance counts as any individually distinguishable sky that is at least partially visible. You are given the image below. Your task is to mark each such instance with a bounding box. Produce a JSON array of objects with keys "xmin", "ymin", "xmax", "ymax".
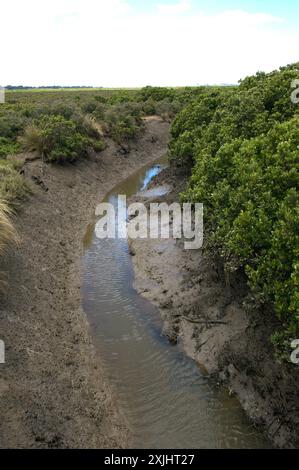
[{"xmin": 1, "ymin": 0, "xmax": 299, "ymax": 87}]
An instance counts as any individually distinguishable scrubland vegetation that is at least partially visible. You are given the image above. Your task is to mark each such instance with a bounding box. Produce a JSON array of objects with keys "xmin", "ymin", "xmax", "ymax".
[
  {"xmin": 0, "ymin": 85, "xmax": 205, "ymax": 198},
  {"xmin": 0, "ymin": 85, "xmax": 201, "ymax": 248},
  {"xmin": 169, "ymin": 63, "xmax": 299, "ymax": 359},
  {"xmin": 0, "ymin": 68, "xmax": 298, "ymax": 360}
]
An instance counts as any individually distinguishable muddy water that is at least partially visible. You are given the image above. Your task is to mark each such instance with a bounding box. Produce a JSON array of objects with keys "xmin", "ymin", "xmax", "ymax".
[{"xmin": 81, "ymin": 157, "xmax": 269, "ymax": 449}]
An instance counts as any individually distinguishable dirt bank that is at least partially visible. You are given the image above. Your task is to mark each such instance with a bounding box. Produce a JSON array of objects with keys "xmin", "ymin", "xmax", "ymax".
[
  {"xmin": 0, "ymin": 117, "xmax": 170, "ymax": 448},
  {"xmin": 129, "ymin": 166, "xmax": 299, "ymax": 449}
]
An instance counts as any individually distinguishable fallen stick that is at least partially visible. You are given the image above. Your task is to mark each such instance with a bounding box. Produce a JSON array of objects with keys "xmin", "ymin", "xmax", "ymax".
[{"xmin": 182, "ymin": 316, "xmax": 228, "ymax": 325}]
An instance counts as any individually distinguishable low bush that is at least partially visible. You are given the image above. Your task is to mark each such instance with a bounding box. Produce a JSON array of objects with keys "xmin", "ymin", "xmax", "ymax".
[
  {"xmin": 155, "ymin": 99, "xmax": 182, "ymax": 121},
  {"xmin": 0, "ymin": 107, "xmax": 27, "ymax": 139},
  {"xmin": 20, "ymin": 114, "xmax": 105, "ymax": 163},
  {"xmin": 0, "ymin": 137, "xmax": 21, "ymax": 159},
  {"xmin": 104, "ymin": 104, "xmax": 144, "ymax": 144},
  {"xmin": 137, "ymin": 86, "xmax": 176, "ymax": 102},
  {"xmin": 142, "ymin": 99, "xmax": 156, "ymax": 116},
  {"xmin": 170, "ymin": 63, "xmax": 299, "ymax": 358}
]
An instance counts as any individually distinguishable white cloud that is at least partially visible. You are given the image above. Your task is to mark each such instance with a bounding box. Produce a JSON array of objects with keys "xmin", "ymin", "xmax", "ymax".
[
  {"xmin": 216, "ymin": 9, "xmax": 284, "ymax": 26},
  {"xmin": 0, "ymin": 1, "xmax": 298, "ymax": 87},
  {"xmin": 157, "ymin": 1, "xmax": 193, "ymax": 15}
]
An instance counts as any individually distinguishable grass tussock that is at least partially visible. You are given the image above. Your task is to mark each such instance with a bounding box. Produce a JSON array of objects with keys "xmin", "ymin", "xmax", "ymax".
[
  {"xmin": 0, "ymin": 201, "xmax": 18, "ymax": 255},
  {"xmin": 18, "ymin": 125, "xmax": 43, "ymax": 153},
  {"xmin": 82, "ymin": 114, "xmax": 105, "ymax": 138},
  {"xmin": 0, "ymin": 165, "xmax": 31, "ymax": 208},
  {"xmin": 19, "ymin": 115, "xmax": 106, "ymax": 163}
]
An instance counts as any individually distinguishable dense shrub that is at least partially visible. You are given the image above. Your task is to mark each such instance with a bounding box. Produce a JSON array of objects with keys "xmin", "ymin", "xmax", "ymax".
[
  {"xmin": 92, "ymin": 103, "xmax": 108, "ymax": 125},
  {"xmin": 170, "ymin": 63, "xmax": 299, "ymax": 358},
  {"xmin": 4, "ymin": 87, "xmax": 187, "ymax": 152},
  {"xmin": 169, "ymin": 89, "xmax": 228, "ymax": 166},
  {"xmin": 36, "ymin": 102, "xmax": 77, "ymax": 120},
  {"xmin": 0, "ymin": 107, "xmax": 28, "ymax": 139},
  {"xmin": 108, "ymin": 114, "xmax": 140, "ymax": 143},
  {"xmin": 137, "ymin": 86, "xmax": 202, "ymax": 119},
  {"xmin": 155, "ymin": 99, "xmax": 182, "ymax": 121},
  {"xmin": 1, "ymin": 88, "xmax": 177, "ymax": 237},
  {"xmin": 108, "ymin": 91, "xmax": 136, "ymax": 105},
  {"xmin": 20, "ymin": 115, "xmax": 105, "ymax": 163},
  {"xmin": 81, "ymin": 100, "xmax": 98, "ymax": 114},
  {"xmin": 137, "ymin": 86, "xmax": 176, "ymax": 102},
  {"xmin": 41, "ymin": 115, "xmax": 89, "ymax": 162},
  {"xmin": 0, "ymin": 85, "xmax": 203, "ymax": 230},
  {"xmin": 0, "ymin": 137, "xmax": 21, "ymax": 159},
  {"xmin": 94, "ymin": 95, "xmax": 108, "ymax": 104},
  {"xmin": 142, "ymin": 99, "xmax": 157, "ymax": 116},
  {"xmin": 104, "ymin": 103, "xmax": 144, "ymax": 143}
]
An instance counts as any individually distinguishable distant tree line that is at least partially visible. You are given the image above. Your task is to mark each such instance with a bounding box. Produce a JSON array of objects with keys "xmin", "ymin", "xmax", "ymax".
[{"xmin": 5, "ymin": 85, "xmax": 98, "ymax": 90}]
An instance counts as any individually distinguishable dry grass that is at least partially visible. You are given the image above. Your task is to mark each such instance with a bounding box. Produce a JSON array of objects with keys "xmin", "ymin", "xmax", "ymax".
[
  {"xmin": 83, "ymin": 114, "xmax": 106, "ymax": 137},
  {"xmin": 0, "ymin": 201, "xmax": 18, "ymax": 291},
  {"xmin": 0, "ymin": 165, "xmax": 31, "ymax": 208},
  {"xmin": 0, "ymin": 201, "xmax": 18, "ymax": 256},
  {"xmin": 18, "ymin": 125, "xmax": 43, "ymax": 153}
]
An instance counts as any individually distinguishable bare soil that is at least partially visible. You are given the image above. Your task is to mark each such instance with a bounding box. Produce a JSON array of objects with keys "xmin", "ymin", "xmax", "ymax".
[{"xmin": 0, "ymin": 117, "xmax": 170, "ymax": 448}]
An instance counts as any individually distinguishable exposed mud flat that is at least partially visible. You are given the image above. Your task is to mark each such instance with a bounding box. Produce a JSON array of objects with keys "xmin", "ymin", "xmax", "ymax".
[
  {"xmin": 0, "ymin": 118, "xmax": 169, "ymax": 448},
  {"xmin": 129, "ymin": 166, "xmax": 299, "ymax": 449}
]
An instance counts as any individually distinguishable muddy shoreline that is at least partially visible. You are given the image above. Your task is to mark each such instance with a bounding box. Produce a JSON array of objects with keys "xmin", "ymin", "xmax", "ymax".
[
  {"xmin": 129, "ymin": 166, "xmax": 299, "ymax": 449},
  {"xmin": 0, "ymin": 118, "xmax": 169, "ymax": 448}
]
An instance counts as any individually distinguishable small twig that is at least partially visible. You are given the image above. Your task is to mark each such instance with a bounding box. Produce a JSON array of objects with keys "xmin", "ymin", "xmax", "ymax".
[
  {"xmin": 182, "ymin": 316, "xmax": 228, "ymax": 325},
  {"xmin": 197, "ymin": 338, "xmax": 209, "ymax": 349},
  {"xmin": 269, "ymin": 421, "xmax": 283, "ymax": 437}
]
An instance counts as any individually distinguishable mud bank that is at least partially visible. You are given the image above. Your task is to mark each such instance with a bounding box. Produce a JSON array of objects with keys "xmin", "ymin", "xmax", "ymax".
[
  {"xmin": 129, "ymin": 166, "xmax": 299, "ymax": 449},
  {"xmin": 0, "ymin": 117, "xmax": 169, "ymax": 448}
]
